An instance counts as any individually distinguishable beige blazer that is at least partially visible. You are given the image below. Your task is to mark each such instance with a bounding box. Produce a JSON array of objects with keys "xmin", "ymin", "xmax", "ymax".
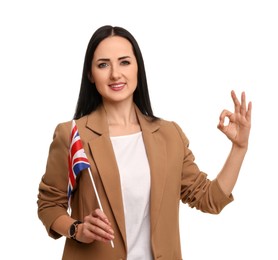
[{"xmin": 38, "ymin": 105, "xmax": 233, "ymax": 260}]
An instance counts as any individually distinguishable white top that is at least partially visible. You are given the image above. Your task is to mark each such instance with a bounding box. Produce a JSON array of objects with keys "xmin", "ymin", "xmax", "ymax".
[{"xmin": 110, "ymin": 132, "xmax": 152, "ymax": 260}]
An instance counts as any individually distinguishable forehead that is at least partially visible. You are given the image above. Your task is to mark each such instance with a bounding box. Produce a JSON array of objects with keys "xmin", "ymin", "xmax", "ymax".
[{"xmin": 93, "ymin": 36, "xmax": 134, "ymax": 59}]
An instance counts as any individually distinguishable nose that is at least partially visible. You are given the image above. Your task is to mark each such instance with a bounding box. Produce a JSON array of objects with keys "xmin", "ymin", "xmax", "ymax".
[{"xmin": 110, "ymin": 64, "xmax": 121, "ymax": 80}]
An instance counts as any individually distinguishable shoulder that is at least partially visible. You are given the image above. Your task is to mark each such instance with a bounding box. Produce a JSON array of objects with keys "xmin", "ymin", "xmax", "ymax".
[
  {"xmin": 54, "ymin": 113, "xmax": 90, "ymax": 133},
  {"xmin": 153, "ymin": 118, "xmax": 190, "ymax": 147},
  {"xmin": 155, "ymin": 117, "xmax": 185, "ymax": 134},
  {"xmin": 53, "ymin": 120, "xmax": 72, "ymax": 134},
  {"xmin": 49, "ymin": 120, "xmax": 72, "ymax": 148}
]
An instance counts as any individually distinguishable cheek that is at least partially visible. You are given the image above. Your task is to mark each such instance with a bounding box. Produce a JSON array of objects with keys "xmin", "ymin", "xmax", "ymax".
[
  {"xmin": 129, "ymin": 67, "xmax": 138, "ymax": 84},
  {"xmin": 92, "ymin": 76, "xmax": 104, "ymax": 94},
  {"xmin": 91, "ymin": 71, "xmax": 107, "ymax": 87},
  {"xmin": 94, "ymin": 81, "xmax": 105, "ymax": 95}
]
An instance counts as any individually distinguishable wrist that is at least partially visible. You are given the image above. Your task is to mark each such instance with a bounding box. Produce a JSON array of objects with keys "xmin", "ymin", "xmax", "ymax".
[
  {"xmin": 68, "ymin": 220, "xmax": 82, "ymax": 241},
  {"xmin": 231, "ymin": 144, "xmax": 248, "ymax": 153},
  {"xmin": 75, "ymin": 222, "xmax": 83, "ymax": 242}
]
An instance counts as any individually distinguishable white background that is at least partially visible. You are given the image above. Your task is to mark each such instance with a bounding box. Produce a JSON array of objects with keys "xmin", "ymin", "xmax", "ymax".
[{"xmin": 1, "ymin": 0, "xmax": 277, "ymax": 259}]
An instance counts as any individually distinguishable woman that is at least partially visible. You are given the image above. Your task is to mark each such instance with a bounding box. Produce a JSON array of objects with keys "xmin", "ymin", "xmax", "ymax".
[{"xmin": 37, "ymin": 25, "xmax": 252, "ymax": 259}]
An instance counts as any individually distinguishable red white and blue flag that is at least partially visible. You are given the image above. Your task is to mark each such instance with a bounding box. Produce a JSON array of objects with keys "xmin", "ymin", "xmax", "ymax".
[{"xmin": 67, "ymin": 120, "xmax": 90, "ymax": 206}]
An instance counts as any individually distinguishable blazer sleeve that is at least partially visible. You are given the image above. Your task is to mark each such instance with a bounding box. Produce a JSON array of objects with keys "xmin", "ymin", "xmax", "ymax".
[
  {"xmin": 37, "ymin": 122, "xmax": 71, "ymax": 239},
  {"xmin": 172, "ymin": 122, "xmax": 233, "ymax": 214}
]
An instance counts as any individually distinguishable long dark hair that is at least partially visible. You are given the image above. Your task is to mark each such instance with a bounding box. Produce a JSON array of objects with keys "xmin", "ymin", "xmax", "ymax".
[{"xmin": 73, "ymin": 25, "xmax": 157, "ymax": 120}]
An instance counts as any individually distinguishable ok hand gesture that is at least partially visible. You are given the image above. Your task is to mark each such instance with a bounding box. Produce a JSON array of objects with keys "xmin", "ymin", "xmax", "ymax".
[{"xmin": 217, "ymin": 90, "xmax": 252, "ymax": 149}]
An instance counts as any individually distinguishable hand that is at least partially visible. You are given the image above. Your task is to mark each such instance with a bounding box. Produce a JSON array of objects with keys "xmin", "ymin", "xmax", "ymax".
[
  {"xmin": 76, "ymin": 208, "xmax": 114, "ymax": 244},
  {"xmin": 217, "ymin": 90, "xmax": 252, "ymax": 149}
]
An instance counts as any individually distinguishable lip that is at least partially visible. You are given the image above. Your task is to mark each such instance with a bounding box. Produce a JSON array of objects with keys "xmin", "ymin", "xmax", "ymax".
[{"xmin": 108, "ymin": 82, "xmax": 125, "ymax": 91}]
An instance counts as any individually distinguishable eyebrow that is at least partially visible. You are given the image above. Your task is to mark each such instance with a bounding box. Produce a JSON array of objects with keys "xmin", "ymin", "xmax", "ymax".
[{"xmin": 96, "ymin": 56, "xmax": 131, "ymax": 62}]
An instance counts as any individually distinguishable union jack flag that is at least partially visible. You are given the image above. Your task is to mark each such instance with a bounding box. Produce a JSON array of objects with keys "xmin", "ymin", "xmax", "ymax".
[{"xmin": 67, "ymin": 120, "xmax": 90, "ymax": 207}]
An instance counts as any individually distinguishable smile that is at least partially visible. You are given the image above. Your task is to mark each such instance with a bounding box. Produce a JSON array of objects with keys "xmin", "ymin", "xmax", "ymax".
[{"xmin": 109, "ymin": 83, "xmax": 125, "ymax": 91}]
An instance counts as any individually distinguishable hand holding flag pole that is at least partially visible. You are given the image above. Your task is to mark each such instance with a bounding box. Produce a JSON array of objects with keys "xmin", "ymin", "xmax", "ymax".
[
  {"xmin": 87, "ymin": 167, "xmax": 114, "ymax": 248},
  {"xmin": 68, "ymin": 120, "xmax": 114, "ymax": 248}
]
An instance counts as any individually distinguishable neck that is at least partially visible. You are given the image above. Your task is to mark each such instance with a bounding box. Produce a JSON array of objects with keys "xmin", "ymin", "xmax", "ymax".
[
  {"xmin": 103, "ymin": 101, "xmax": 141, "ymax": 136},
  {"xmin": 103, "ymin": 101, "xmax": 138, "ymax": 126}
]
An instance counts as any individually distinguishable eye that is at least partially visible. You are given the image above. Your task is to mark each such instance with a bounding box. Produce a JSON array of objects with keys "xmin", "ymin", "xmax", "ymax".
[
  {"xmin": 121, "ymin": 60, "xmax": 130, "ymax": 66},
  {"xmin": 98, "ymin": 63, "xmax": 108, "ymax": 68}
]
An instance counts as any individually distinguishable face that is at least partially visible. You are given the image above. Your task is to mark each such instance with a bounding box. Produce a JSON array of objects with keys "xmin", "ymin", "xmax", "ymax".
[{"xmin": 90, "ymin": 36, "xmax": 138, "ymax": 105}]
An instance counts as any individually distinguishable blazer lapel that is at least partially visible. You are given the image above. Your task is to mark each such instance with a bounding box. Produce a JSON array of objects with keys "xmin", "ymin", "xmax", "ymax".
[
  {"xmin": 135, "ymin": 107, "xmax": 167, "ymax": 233},
  {"xmin": 86, "ymin": 107, "xmax": 127, "ymax": 246}
]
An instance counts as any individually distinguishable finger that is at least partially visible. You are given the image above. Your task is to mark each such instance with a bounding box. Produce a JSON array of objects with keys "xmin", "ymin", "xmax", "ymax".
[
  {"xmin": 84, "ymin": 210, "xmax": 114, "ymax": 234},
  {"xmin": 92, "ymin": 209, "xmax": 111, "ymax": 225},
  {"xmin": 86, "ymin": 214, "xmax": 114, "ymax": 236},
  {"xmin": 246, "ymin": 101, "xmax": 252, "ymax": 122},
  {"xmin": 83, "ymin": 216, "xmax": 114, "ymax": 241},
  {"xmin": 86, "ymin": 219, "xmax": 114, "ymax": 239},
  {"xmin": 218, "ymin": 109, "xmax": 232, "ymax": 127},
  {"xmin": 240, "ymin": 91, "xmax": 247, "ymax": 116},
  {"xmin": 231, "ymin": 90, "xmax": 241, "ymax": 114},
  {"xmin": 83, "ymin": 222, "xmax": 114, "ymax": 242}
]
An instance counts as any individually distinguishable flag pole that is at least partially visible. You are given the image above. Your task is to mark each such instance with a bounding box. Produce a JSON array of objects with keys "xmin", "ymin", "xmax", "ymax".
[{"xmin": 88, "ymin": 168, "xmax": 114, "ymax": 249}]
